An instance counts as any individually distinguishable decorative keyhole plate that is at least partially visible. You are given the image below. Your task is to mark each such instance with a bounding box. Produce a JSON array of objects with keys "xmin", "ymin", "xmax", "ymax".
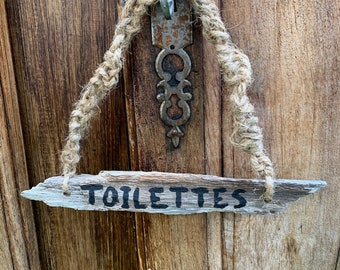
[{"xmin": 151, "ymin": 0, "xmax": 193, "ymax": 148}]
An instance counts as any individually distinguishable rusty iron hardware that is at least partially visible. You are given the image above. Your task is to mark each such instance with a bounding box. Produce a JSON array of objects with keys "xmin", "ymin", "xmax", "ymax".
[{"xmin": 151, "ymin": 0, "xmax": 193, "ymax": 148}]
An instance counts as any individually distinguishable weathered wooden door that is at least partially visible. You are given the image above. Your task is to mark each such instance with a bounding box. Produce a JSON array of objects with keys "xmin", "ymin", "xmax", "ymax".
[{"xmin": 1, "ymin": 0, "xmax": 339, "ymax": 269}]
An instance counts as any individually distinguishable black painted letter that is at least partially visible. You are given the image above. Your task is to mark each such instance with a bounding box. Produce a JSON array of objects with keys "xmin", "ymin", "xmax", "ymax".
[
  {"xmin": 133, "ymin": 188, "xmax": 147, "ymax": 209},
  {"xmin": 120, "ymin": 186, "xmax": 131, "ymax": 209},
  {"xmin": 213, "ymin": 188, "xmax": 228, "ymax": 208},
  {"xmin": 191, "ymin": 187, "xmax": 209, "ymax": 207},
  {"xmin": 81, "ymin": 184, "xmax": 103, "ymax": 205},
  {"xmin": 103, "ymin": 186, "xmax": 119, "ymax": 207},
  {"xmin": 149, "ymin": 187, "xmax": 168, "ymax": 209},
  {"xmin": 169, "ymin": 187, "xmax": 189, "ymax": 208},
  {"xmin": 232, "ymin": 189, "xmax": 247, "ymax": 208}
]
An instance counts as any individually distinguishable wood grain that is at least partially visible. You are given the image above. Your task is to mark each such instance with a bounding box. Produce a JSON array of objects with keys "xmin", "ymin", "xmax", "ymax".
[
  {"xmin": 124, "ymin": 6, "xmax": 208, "ymax": 268},
  {"xmin": 2, "ymin": 0, "xmax": 339, "ymax": 269},
  {"xmin": 0, "ymin": 1, "xmax": 40, "ymax": 269},
  {"xmin": 5, "ymin": 0, "xmax": 138, "ymax": 269},
  {"xmin": 221, "ymin": 0, "xmax": 340, "ymax": 269}
]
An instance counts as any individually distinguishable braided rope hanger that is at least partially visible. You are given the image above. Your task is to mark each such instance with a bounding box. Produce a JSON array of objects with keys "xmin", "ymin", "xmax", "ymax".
[{"xmin": 60, "ymin": 0, "xmax": 275, "ymax": 202}]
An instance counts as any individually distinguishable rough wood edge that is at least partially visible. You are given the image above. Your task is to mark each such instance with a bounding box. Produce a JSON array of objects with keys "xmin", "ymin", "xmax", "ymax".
[{"xmin": 21, "ymin": 171, "xmax": 326, "ymax": 215}]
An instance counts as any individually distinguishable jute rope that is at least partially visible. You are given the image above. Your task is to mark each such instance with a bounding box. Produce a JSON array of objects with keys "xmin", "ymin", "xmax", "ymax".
[{"xmin": 60, "ymin": 0, "xmax": 275, "ymax": 202}]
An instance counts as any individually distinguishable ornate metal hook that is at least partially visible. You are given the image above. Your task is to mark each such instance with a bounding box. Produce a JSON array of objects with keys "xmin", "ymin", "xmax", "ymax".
[{"xmin": 159, "ymin": 0, "xmax": 175, "ymax": 19}]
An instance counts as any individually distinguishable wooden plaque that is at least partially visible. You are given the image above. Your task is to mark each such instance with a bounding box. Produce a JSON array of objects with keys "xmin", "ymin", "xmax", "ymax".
[{"xmin": 21, "ymin": 171, "xmax": 326, "ymax": 215}]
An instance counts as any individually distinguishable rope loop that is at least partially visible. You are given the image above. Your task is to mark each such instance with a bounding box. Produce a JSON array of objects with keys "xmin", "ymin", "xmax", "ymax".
[{"xmin": 60, "ymin": 0, "xmax": 275, "ymax": 202}]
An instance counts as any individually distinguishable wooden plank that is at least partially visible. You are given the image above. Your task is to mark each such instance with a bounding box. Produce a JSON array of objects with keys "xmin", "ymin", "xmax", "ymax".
[
  {"xmin": 124, "ymin": 3, "xmax": 208, "ymax": 268},
  {"xmin": 21, "ymin": 171, "xmax": 326, "ymax": 215},
  {"xmin": 221, "ymin": 0, "xmax": 340, "ymax": 269},
  {"xmin": 0, "ymin": 0, "xmax": 41, "ymax": 269},
  {"xmin": 202, "ymin": 0, "xmax": 224, "ymax": 268},
  {"xmin": 5, "ymin": 0, "xmax": 139, "ymax": 269}
]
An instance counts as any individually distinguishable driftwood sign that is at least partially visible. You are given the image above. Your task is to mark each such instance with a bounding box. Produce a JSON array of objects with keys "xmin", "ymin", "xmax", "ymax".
[{"xmin": 21, "ymin": 171, "xmax": 326, "ymax": 215}]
